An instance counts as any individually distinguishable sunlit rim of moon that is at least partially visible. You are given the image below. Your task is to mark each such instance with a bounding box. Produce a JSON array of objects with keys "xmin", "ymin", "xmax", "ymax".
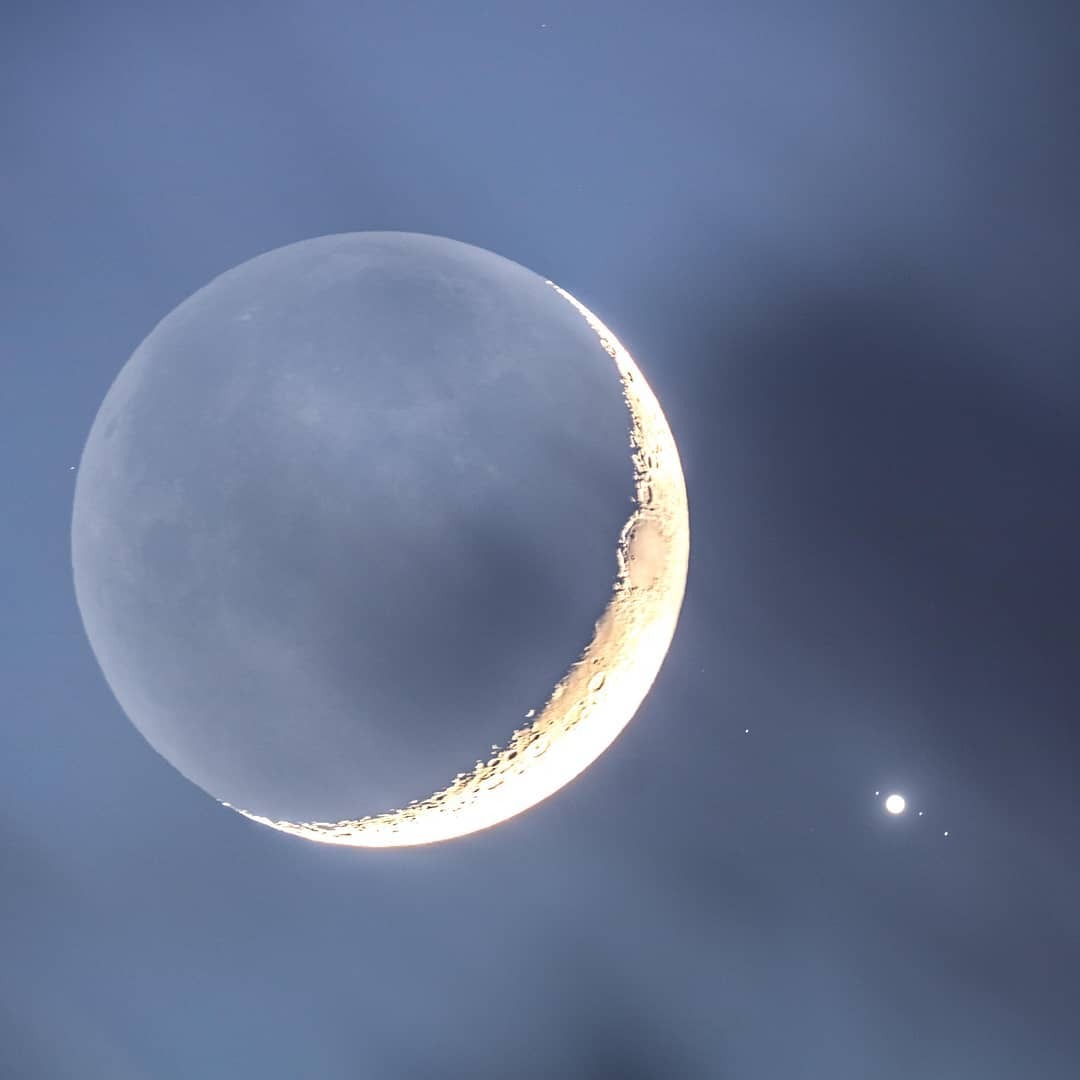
[
  {"xmin": 225, "ymin": 281, "xmax": 691, "ymax": 848},
  {"xmin": 884, "ymin": 793, "xmax": 907, "ymax": 815}
]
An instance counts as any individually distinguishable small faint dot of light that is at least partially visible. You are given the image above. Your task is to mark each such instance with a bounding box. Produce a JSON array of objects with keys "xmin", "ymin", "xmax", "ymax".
[
  {"xmin": 744, "ymin": 728, "xmax": 749, "ymax": 734},
  {"xmin": 944, "ymin": 831, "xmax": 949, "ymax": 837},
  {"xmin": 884, "ymin": 793, "xmax": 906, "ymax": 815},
  {"xmin": 874, "ymin": 790, "xmax": 880, "ymax": 796},
  {"xmin": 918, "ymin": 811, "xmax": 924, "ymax": 817}
]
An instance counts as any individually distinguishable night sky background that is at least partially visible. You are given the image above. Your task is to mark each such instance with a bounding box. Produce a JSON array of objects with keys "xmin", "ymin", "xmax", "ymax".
[{"xmin": 3, "ymin": 3, "xmax": 1079, "ymax": 1077}]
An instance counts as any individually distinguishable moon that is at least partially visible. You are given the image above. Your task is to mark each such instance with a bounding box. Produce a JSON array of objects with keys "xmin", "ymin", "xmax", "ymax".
[
  {"xmin": 885, "ymin": 793, "xmax": 906, "ymax": 815},
  {"xmin": 72, "ymin": 233, "xmax": 689, "ymax": 848}
]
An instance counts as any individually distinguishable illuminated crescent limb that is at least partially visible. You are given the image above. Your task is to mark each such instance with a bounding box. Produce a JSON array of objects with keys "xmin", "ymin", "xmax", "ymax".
[{"xmin": 226, "ymin": 283, "xmax": 690, "ymax": 848}]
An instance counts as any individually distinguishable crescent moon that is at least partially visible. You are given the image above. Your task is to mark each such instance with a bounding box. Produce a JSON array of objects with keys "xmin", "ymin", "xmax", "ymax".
[{"xmin": 225, "ymin": 282, "xmax": 690, "ymax": 847}]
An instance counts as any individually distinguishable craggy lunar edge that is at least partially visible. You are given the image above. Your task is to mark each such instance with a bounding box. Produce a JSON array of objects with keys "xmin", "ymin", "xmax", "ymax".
[{"xmin": 225, "ymin": 282, "xmax": 691, "ymax": 848}]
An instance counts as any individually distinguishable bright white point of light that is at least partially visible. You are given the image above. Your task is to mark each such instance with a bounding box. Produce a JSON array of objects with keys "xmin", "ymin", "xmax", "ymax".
[
  {"xmin": 918, "ymin": 811, "xmax": 924, "ymax": 817},
  {"xmin": 944, "ymin": 831, "xmax": 949, "ymax": 837},
  {"xmin": 744, "ymin": 728, "xmax": 750, "ymax": 734},
  {"xmin": 874, "ymin": 790, "xmax": 880, "ymax": 796},
  {"xmin": 884, "ymin": 793, "xmax": 906, "ymax": 815}
]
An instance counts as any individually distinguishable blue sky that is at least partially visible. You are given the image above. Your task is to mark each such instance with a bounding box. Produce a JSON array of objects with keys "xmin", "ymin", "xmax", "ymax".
[{"xmin": 3, "ymin": 3, "xmax": 1079, "ymax": 1077}]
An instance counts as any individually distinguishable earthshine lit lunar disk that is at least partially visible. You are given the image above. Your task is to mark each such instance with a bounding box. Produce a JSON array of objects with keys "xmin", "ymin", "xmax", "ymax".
[
  {"xmin": 233, "ymin": 284, "xmax": 690, "ymax": 847},
  {"xmin": 72, "ymin": 234, "xmax": 690, "ymax": 851},
  {"xmin": 885, "ymin": 793, "xmax": 906, "ymax": 815}
]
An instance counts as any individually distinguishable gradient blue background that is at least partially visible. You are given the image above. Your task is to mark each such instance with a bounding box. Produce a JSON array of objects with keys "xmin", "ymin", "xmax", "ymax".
[{"xmin": 3, "ymin": 2, "xmax": 1078, "ymax": 1076}]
